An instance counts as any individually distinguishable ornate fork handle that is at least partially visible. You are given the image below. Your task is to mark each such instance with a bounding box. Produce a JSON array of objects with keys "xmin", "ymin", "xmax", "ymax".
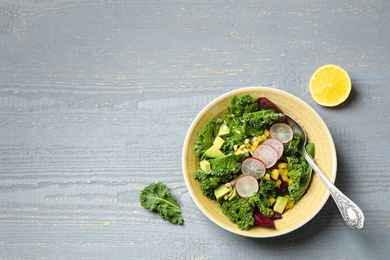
[{"xmin": 302, "ymin": 151, "xmax": 365, "ymax": 229}]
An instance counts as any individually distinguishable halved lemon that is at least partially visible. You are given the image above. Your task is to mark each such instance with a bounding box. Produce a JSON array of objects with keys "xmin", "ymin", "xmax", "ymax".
[{"xmin": 309, "ymin": 64, "xmax": 352, "ymax": 107}]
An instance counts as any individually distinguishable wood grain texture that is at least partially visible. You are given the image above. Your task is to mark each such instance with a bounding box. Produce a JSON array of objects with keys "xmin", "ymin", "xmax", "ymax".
[{"xmin": 0, "ymin": 0, "xmax": 389, "ymax": 259}]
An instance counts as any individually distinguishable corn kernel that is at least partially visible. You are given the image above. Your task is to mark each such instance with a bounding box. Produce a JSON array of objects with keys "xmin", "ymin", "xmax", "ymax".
[
  {"xmin": 285, "ymin": 204, "xmax": 291, "ymax": 210},
  {"xmin": 261, "ymin": 134, "xmax": 267, "ymax": 141},
  {"xmin": 287, "ymin": 200, "xmax": 294, "ymax": 209},
  {"xmin": 277, "ymin": 162, "xmax": 288, "ymax": 169},
  {"xmin": 268, "ymin": 197, "xmax": 276, "ymax": 204},
  {"xmin": 279, "ymin": 168, "xmax": 286, "ymax": 176},
  {"xmin": 275, "ymin": 179, "xmax": 282, "ymax": 188},
  {"xmin": 250, "ymin": 140, "xmax": 260, "ymax": 152},
  {"xmin": 288, "ymin": 178, "xmax": 294, "ymax": 185},
  {"xmin": 257, "ymin": 136, "xmax": 263, "ymax": 143},
  {"xmin": 245, "ymin": 143, "xmax": 251, "ymax": 148},
  {"xmin": 271, "ymin": 169, "xmax": 280, "ymax": 180},
  {"xmin": 264, "ymin": 129, "xmax": 270, "ymax": 138},
  {"xmin": 283, "ymin": 194, "xmax": 290, "ymax": 199},
  {"xmin": 281, "ymin": 174, "xmax": 289, "ymax": 182},
  {"xmin": 265, "ymin": 173, "xmax": 271, "ymax": 180}
]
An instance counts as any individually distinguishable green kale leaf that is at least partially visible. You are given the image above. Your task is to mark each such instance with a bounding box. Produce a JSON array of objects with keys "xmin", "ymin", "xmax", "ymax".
[
  {"xmin": 193, "ymin": 170, "xmax": 231, "ymax": 198},
  {"xmin": 286, "ymin": 144, "xmax": 314, "ymax": 203},
  {"xmin": 243, "ymin": 110, "xmax": 285, "ymax": 131},
  {"xmin": 259, "ymin": 177, "xmax": 277, "ymax": 202},
  {"xmin": 220, "ymin": 197, "xmax": 255, "ymax": 230},
  {"xmin": 228, "ymin": 95, "xmax": 258, "ymax": 117},
  {"xmin": 245, "ymin": 126, "xmax": 264, "ymax": 137},
  {"xmin": 283, "ymin": 132, "xmax": 301, "ymax": 156},
  {"xmin": 306, "ymin": 143, "xmax": 315, "ymax": 159},
  {"xmin": 247, "ymin": 192, "xmax": 274, "ymax": 218},
  {"xmin": 220, "ymin": 114, "xmax": 248, "ymax": 153},
  {"xmin": 193, "ymin": 154, "xmax": 241, "ymax": 199},
  {"xmin": 209, "ymin": 154, "xmax": 242, "ymax": 176},
  {"xmin": 220, "ymin": 192, "xmax": 274, "ymax": 230},
  {"xmin": 139, "ymin": 182, "xmax": 183, "ymax": 224},
  {"xmin": 193, "ymin": 118, "xmax": 223, "ymax": 158}
]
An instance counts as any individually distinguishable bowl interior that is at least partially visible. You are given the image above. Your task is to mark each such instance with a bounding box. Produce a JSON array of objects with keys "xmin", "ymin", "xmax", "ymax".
[{"xmin": 182, "ymin": 87, "xmax": 337, "ymax": 237}]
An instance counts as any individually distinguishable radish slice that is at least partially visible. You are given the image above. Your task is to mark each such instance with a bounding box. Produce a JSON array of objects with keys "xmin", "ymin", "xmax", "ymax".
[
  {"xmin": 263, "ymin": 138, "xmax": 284, "ymax": 160},
  {"xmin": 235, "ymin": 175, "xmax": 259, "ymax": 198},
  {"xmin": 269, "ymin": 123, "xmax": 293, "ymax": 144},
  {"xmin": 241, "ymin": 157, "xmax": 266, "ymax": 179},
  {"xmin": 253, "ymin": 144, "xmax": 278, "ymax": 169}
]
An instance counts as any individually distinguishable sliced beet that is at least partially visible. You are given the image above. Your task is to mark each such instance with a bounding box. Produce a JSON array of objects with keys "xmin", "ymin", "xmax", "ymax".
[
  {"xmin": 272, "ymin": 211, "xmax": 283, "ymax": 220},
  {"xmin": 275, "ymin": 180, "xmax": 289, "ymax": 193},
  {"xmin": 257, "ymin": 97, "xmax": 284, "ymax": 114},
  {"xmin": 253, "ymin": 211, "xmax": 275, "ymax": 227},
  {"xmin": 270, "ymin": 177, "xmax": 289, "ymax": 193}
]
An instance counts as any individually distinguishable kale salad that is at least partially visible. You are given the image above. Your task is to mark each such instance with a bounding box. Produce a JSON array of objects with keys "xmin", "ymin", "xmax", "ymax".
[{"xmin": 193, "ymin": 94, "xmax": 314, "ymax": 230}]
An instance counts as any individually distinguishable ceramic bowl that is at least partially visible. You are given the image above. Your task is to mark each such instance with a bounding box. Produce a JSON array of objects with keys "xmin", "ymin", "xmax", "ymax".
[{"xmin": 182, "ymin": 87, "xmax": 337, "ymax": 237}]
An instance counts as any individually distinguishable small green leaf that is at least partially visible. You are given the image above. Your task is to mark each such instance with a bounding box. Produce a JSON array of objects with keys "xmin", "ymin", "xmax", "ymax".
[
  {"xmin": 306, "ymin": 143, "xmax": 315, "ymax": 159},
  {"xmin": 139, "ymin": 182, "xmax": 183, "ymax": 224}
]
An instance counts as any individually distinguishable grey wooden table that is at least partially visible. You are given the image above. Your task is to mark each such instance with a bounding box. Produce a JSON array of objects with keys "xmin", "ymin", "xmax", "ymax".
[{"xmin": 1, "ymin": 0, "xmax": 389, "ymax": 259}]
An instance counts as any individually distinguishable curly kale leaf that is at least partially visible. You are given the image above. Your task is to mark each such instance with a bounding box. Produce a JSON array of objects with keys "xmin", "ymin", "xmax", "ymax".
[
  {"xmin": 247, "ymin": 191, "xmax": 274, "ymax": 218},
  {"xmin": 228, "ymin": 95, "xmax": 258, "ymax": 117},
  {"xmin": 220, "ymin": 115, "xmax": 247, "ymax": 153},
  {"xmin": 283, "ymin": 132, "xmax": 301, "ymax": 156},
  {"xmin": 259, "ymin": 177, "xmax": 277, "ymax": 202},
  {"xmin": 193, "ymin": 154, "xmax": 241, "ymax": 199},
  {"xmin": 243, "ymin": 110, "xmax": 285, "ymax": 131},
  {"xmin": 245, "ymin": 126, "xmax": 264, "ymax": 137},
  {"xmin": 193, "ymin": 170, "xmax": 232, "ymax": 198},
  {"xmin": 209, "ymin": 154, "xmax": 242, "ymax": 176},
  {"xmin": 193, "ymin": 118, "xmax": 223, "ymax": 157},
  {"xmin": 140, "ymin": 182, "xmax": 183, "ymax": 224},
  {"xmin": 220, "ymin": 198, "xmax": 255, "ymax": 230},
  {"xmin": 220, "ymin": 192, "xmax": 274, "ymax": 230}
]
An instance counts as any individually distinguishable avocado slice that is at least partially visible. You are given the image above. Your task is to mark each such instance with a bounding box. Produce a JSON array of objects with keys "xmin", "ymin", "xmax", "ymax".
[
  {"xmin": 213, "ymin": 136, "xmax": 225, "ymax": 149},
  {"xmin": 228, "ymin": 186, "xmax": 237, "ymax": 201},
  {"xmin": 214, "ymin": 184, "xmax": 229, "ymax": 201},
  {"xmin": 204, "ymin": 145, "xmax": 225, "ymax": 158},
  {"xmin": 200, "ymin": 160, "xmax": 211, "ymax": 171},
  {"xmin": 228, "ymin": 174, "xmax": 243, "ymax": 201},
  {"xmin": 217, "ymin": 124, "xmax": 230, "ymax": 137},
  {"xmin": 273, "ymin": 196, "xmax": 289, "ymax": 214}
]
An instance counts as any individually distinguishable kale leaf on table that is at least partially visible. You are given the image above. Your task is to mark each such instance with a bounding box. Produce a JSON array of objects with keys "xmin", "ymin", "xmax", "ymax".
[{"xmin": 139, "ymin": 182, "xmax": 183, "ymax": 224}]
